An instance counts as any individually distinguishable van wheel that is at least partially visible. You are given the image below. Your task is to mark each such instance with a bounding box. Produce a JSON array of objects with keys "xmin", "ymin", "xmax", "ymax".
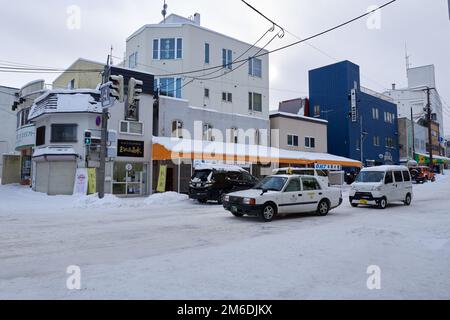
[
  {"xmin": 404, "ymin": 193, "xmax": 412, "ymax": 206},
  {"xmin": 317, "ymin": 200, "xmax": 330, "ymax": 216},
  {"xmin": 378, "ymin": 197, "xmax": 387, "ymax": 210},
  {"xmin": 261, "ymin": 204, "xmax": 276, "ymax": 222},
  {"xmin": 351, "ymin": 203, "xmax": 359, "ymax": 208},
  {"xmin": 217, "ymin": 193, "xmax": 225, "ymax": 205}
]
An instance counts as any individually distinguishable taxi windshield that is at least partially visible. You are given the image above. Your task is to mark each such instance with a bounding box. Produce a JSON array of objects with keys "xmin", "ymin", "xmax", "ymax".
[
  {"xmin": 356, "ymin": 171, "xmax": 385, "ymax": 183},
  {"xmin": 254, "ymin": 176, "xmax": 288, "ymax": 192}
]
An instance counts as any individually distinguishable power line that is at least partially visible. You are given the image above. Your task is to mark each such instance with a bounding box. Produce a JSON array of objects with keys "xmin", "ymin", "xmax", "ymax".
[{"xmin": 150, "ymin": 0, "xmax": 397, "ymax": 78}]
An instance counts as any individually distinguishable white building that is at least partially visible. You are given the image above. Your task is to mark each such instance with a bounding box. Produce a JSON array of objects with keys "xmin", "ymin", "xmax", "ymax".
[
  {"xmin": 0, "ymin": 85, "xmax": 19, "ymax": 180},
  {"xmin": 385, "ymin": 65, "xmax": 445, "ymax": 140},
  {"xmin": 125, "ymin": 13, "xmax": 270, "ymax": 121}
]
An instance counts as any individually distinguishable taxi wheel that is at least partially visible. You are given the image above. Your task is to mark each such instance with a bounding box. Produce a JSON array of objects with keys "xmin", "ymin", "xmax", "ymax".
[
  {"xmin": 261, "ymin": 204, "xmax": 276, "ymax": 222},
  {"xmin": 317, "ymin": 200, "xmax": 330, "ymax": 216}
]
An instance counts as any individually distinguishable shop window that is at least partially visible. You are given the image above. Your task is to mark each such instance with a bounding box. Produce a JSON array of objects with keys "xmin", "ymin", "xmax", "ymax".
[
  {"xmin": 51, "ymin": 124, "xmax": 77, "ymax": 143},
  {"xmin": 36, "ymin": 126, "xmax": 46, "ymax": 146}
]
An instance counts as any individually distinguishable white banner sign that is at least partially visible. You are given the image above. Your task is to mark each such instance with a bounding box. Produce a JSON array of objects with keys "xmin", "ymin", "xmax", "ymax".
[{"xmin": 73, "ymin": 168, "xmax": 88, "ymax": 195}]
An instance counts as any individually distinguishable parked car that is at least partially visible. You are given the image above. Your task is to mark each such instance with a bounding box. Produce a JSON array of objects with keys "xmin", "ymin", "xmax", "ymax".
[
  {"xmin": 409, "ymin": 166, "xmax": 436, "ymax": 184},
  {"xmin": 273, "ymin": 167, "xmax": 330, "ymax": 186},
  {"xmin": 349, "ymin": 165, "xmax": 413, "ymax": 209},
  {"xmin": 223, "ymin": 174, "xmax": 343, "ymax": 222},
  {"xmin": 189, "ymin": 165, "xmax": 259, "ymax": 204}
]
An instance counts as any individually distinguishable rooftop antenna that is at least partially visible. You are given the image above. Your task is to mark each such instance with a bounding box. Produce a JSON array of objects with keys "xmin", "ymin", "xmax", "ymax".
[
  {"xmin": 405, "ymin": 43, "xmax": 411, "ymax": 71},
  {"xmin": 162, "ymin": 0, "xmax": 168, "ymax": 23},
  {"xmin": 110, "ymin": 45, "xmax": 114, "ymax": 65}
]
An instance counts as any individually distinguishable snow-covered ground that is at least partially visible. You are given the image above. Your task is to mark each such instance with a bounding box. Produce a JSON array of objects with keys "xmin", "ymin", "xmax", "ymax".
[{"xmin": 0, "ymin": 173, "xmax": 449, "ymax": 300}]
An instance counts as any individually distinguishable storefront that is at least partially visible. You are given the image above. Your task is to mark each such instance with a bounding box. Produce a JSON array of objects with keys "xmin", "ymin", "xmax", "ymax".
[
  {"xmin": 415, "ymin": 153, "xmax": 450, "ymax": 171},
  {"xmin": 151, "ymin": 137, "xmax": 362, "ymax": 194},
  {"xmin": 111, "ymin": 139, "xmax": 151, "ymax": 197}
]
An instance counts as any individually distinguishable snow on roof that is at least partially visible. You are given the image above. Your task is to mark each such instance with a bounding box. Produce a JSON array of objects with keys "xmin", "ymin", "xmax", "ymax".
[
  {"xmin": 194, "ymin": 164, "xmax": 247, "ymax": 172},
  {"xmin": 361, "ymin": 165, "xmax": 409, "ymax": 172},
  {"xmin": 270, "ymin": 111, "xmax": 328, "ymax": 124},
  {"xmin": 29, "ymin": 89, "xmax": 101, "ymax": 121},
  {"xmin": 33, "ymin": 146, "xmax": 78, "ymax": 158},
  {"xmin": 152, "ymin": 136, "xmax": 361, "ymax": 166}
]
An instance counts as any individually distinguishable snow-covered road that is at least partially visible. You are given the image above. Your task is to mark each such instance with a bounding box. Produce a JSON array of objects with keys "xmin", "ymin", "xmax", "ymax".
[{"xmin": 0, "ymin": 174, "xmax": 449, "ymax": 300}]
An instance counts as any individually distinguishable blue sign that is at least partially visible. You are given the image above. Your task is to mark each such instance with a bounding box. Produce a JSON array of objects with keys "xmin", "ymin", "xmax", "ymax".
[{"xmin": 100, "ymin": 83, "xmax": 113, "ymax": 109}]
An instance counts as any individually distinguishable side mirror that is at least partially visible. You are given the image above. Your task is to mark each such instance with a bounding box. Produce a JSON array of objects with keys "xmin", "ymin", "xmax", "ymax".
[{"xmin": 261, "ymin": 189, "xmax": 268, "ymax": 196}]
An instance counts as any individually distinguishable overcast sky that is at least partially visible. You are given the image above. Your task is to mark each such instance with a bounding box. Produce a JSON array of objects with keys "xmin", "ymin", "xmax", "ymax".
[{"xmin": 0, "ymin": 0, "xmax": 449, "ymax": 134}]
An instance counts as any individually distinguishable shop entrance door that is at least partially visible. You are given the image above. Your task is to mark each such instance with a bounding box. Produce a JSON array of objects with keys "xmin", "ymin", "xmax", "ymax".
[{"xmin": 113, "ymin": 162, "xmax": 148, "ymax": 196}]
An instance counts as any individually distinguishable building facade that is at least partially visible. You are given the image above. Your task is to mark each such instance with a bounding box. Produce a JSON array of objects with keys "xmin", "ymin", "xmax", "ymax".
[
  {"xmin": 125, "ymin": 13, "xmax": 270, "ymax": 121},
  {"xmin": 385, "ymin": 65, "xmax": 445, "ymax": 144},
  {"xmin": 0, "ymin": 85, "xmax": 19, "ymax": 181},
  {"xmin": 309, "ymin": 60, "xmax": 400, "ymax": 167},
  {"xmin": 270, "ymin": 112, "xmax": 328, "ymax": 154},
  {"xmin": 52, "ymin": 58, "xmax": 104, "ymax": 90},
  {"xmin": 397, "ymin": 117, "xmax": 428, "ymax": 163}
]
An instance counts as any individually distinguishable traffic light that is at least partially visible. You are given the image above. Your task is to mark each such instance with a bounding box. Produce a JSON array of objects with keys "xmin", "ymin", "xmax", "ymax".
[
  {"xmin": 84, "ymin": 130, "xmax": 92, "ymax": 146},
  {"xmin": 109, "ymin": 75, "xmax": 124, "ymax": 103},
  {"xmin": 128, "ymin": 77, "xmax": 143, "ymax": 107}
]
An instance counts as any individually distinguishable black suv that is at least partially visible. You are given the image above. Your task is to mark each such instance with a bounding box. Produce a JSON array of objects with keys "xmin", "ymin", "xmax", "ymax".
[{"xmin": 189, "ymin": 166, "xmax": 259, "ymax": 204}]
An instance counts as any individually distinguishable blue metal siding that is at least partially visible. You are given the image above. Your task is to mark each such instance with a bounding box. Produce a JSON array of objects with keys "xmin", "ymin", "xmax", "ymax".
[{"xmin": 309, "ymin": 61, "xmax": 399, "ymax": 166}]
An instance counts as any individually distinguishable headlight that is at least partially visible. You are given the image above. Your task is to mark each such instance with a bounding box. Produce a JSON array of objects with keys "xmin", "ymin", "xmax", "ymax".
[
  {"xmin": 224, "ymin": 195, "xmax": 230, "ymax": 202},
  {"xmin": 372, "ymin": 186, "xmax": 382, "ymax": 191},
  {"xmin": 243, "ymin": 198, "xmax": 256, "ymax": 206}
]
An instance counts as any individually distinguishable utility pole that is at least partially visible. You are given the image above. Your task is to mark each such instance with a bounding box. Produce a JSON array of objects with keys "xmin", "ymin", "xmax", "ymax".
[
  {"xmin": 411, "ymin": 107, "xmax": 416, "ymax": 159},
  {"xmin": 98, "ymin": 56, "xmax": 111, "ymax": 199},
  {"xmin": 426, "ymin": 87, "xmax": 434, "ymax": 170}
]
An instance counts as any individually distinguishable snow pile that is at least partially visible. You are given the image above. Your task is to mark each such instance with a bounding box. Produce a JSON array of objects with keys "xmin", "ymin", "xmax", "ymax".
[{"xmin": 73, "ymin": 192, "xmax": 188, "ymax": 209}]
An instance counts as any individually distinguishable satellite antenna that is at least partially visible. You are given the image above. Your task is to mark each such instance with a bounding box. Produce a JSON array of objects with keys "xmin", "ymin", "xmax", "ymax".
[{"xmin": 162, "ymin": 0, "xmax": 168, "ymax": 23}]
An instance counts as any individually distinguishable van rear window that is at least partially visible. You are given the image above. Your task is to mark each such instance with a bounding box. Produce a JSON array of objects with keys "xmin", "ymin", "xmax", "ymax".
[{"xmin": 192, "ymin": 170, "xmax": 212, "ymax": 181}]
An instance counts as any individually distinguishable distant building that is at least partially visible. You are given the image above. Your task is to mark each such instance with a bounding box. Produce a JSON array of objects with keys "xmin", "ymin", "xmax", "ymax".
[
  {"xmin": 52, "ymin": 58, "xmax": 104, "ymax": 90},
  {"xmin": 0, "ymin": 85, "xmax": 19, "ymax": 182},
  {"xmin": 397, "ymin": 117, "xmax": 428, "ymax": 163},
  {"xmin": 278, "ymin": 98, "xmax": 309, "ymax": 116},
  {"xmin": 309, "ymin": 60, "xmax": 399, "ymax": 166},
  {"xmin": 384, "ymin": 65, "xmax": 445, "ymax": 146}
]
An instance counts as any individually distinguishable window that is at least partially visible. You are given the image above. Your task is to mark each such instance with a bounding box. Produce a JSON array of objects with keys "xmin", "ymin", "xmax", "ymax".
[
  {"xmin": 402, "ymin": 171, "xmax": 411, "ymax": 182},
  {"xmin": 222, "ymin": 92, "xmax": 232, "ymax": 103},
  {"xmin": 204, "ymin": 43, "xmax": 210, "ymax": 64},
  {"xmin": 155, "ymin": 38, "xmax": 182, "ymax": 60},
  {"xmin": 249, "ymin": 92, "xmax": 262, "ymax": 112},
  {"xmin": 156, "ymin": 78, "xmax": 182, "ymax": 98},
  {"xmin": 172, "ymin": 120, "xmax": 183, "ymax": 138},
  {"xmin": 203, "ymin": 124, "xmax": 214, "ymax": 141},
  {"xmin": 385, "ymin": 171, "xmax": 394, "ymax": 184},
  {"xmin": 384, "ymin": 112, "xmax": 395, "ymax": 124},
  {"xmin": 394, "ymin": 171, "xmax": 404, "ymax": 183},
  {"xmin": 386, "ymin": 137, "xmax": 395, "ymax": 148},
  {"xmin": 51, "ymin": 124, "xmax": 77, "ymax": 143},
  {"xmin": 288, "ymin": 135, "xmax": 299, "ymax": 147},
  {"xmin": 285, "ymin": 178, "xmax": 301, "ymax": 192},
  {"xmin": 68, "ymin": 79, "xmax": 75, "ymax": 89},
  {"xmin": 176, "ymin": 38, "xmax": 183, "ymax": 59},
  {"xmin": 230, "ymin": 127, "xmax": 238, "ymax": 144},
  {"xmin": 302, "ymin": 177, "xmax": 321, "ymax": 191},
  {"xmin": 129, "ymin": 52, "xmax": 138, "ymax": 69},
  {"xmin": 222, "ymin": 49, "xmax": 232, "ymax": 70},
  {"xmin": 248, "ymin": 57, "xmax": 262, "ymax": 77},
  {"xmin": 119, "ymin": 121, "xmax": 144, "ymax": 135},
  {"xmin": 36, "ymin": 126, "xmax": 46, "ymax": 146},
  {"xmin": 372, "ymin": 107, "xmax": 379, "ymax": 120},
  {"xmin": 356, "ymin": 138, "xmax": 361, "ymax": 151},
  {"xmin": 314, "ymin": 105, "xmax": 321, "ymax": 117},
  {"xmin": 204, "ymin": 88, "xmax": 210, "ymax": 99},
  {"xmin": 153, "ymin": 39, "xmax": 159, "ymax": 59},
  {"xmin": 373, "ymin": 136, "xmax": 380, "ymax": 146},
  {"xmin": 305, "ymin": 137, "xmax": 316, "ymax": 149}
]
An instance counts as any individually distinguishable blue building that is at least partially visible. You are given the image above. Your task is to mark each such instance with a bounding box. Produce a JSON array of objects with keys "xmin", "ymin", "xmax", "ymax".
[{"xmin": 308, "ymin": 61, "xmax": 399, "ymax": 167}]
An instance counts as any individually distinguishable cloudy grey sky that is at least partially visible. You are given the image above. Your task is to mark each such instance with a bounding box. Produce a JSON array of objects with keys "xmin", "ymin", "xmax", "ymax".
[{"xmin": 1, "ymin": 0, "xmax": 449, "ymax": 134}]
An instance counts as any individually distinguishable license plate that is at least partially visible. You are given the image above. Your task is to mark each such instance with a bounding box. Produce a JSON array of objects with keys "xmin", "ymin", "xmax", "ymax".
[{"xmin": 359, "ymin": 200, "xmax": 368, "ymax": 205}]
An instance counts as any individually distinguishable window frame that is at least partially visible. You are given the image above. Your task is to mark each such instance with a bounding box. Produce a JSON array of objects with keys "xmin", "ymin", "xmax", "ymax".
[
  {"xmin": 119, "ymin": 120, "xmax": 144, "ymax": 136},
  {"xmin": 50, "ymin": 124, "xmax": 78, "ymax": 143},
  {"xmin": 36, "ymin": 126, "xmax": 46, "ymax": 147},
  {"xmin": 248, "ymin": 92, "xmax": 262, "ymax": 112},
  {"xmin": 287, "ymin": 134, "xmax": 299, "ymax": 147},
  {"xmin": 204, "ymin": 43, "xmax": 210, "ymax": 64},
  {"xmin": 305, "ymin": 136, "xmax": 316, "ymax": 149}
]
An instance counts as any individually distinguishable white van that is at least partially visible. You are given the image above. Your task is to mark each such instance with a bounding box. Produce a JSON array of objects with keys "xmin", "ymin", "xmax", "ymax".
[{"xmin": 349, "ymin": 165, "xmax": 413, "ymax": 209}]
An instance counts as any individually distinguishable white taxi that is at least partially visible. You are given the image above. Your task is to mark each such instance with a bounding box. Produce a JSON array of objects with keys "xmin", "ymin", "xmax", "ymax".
[{"xmin": 223, "ymin": 175, "xmax": 343, "ymax": 222}]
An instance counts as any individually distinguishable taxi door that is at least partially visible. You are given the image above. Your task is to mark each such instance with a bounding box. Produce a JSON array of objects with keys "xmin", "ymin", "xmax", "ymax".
[
  {"xmin": 300, "ymin": 177, "xmax": 322, "ymax": 212},
  {"xmin": 280, "ymin": 177, "xmax": 303, "ymax": 214}
]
